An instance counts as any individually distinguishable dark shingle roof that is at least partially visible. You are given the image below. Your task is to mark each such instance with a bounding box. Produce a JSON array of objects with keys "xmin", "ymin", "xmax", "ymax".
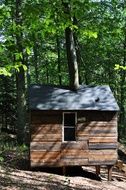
[{"xmin": 29, "ymin": 84, "xmax": 119, "ymax": 111}]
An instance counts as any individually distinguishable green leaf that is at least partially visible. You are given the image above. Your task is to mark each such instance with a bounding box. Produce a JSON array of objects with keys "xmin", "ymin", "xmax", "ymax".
[
  {"xmin": 0, "ymin": 46, "xmax": 4, "ymax": 53},
  {"xmin": 114, "ymin": 64, "xmax": 120, "ymax": 70},
  {"xmin": 114, "ymin": 64, "xmax": 126, "ymax": 70},
  {"xmin": 92, "ymin": 32, "xmax": 98, "ymax": 38},
  {"xmin": 81, "ymin": 30, "xmax": 98, "ymax": 39},
  {"xmin": 12, "ymin": 21, "xmax": 17, "ymax": 31},
  {"xmin": 0, "ymin": 67, "xmax": 11, "ymax": 76},
  {"xmin": 22, "ymin": 64, "xmax": 27, "ymax": 71},
  {"xmin": 15, "ymin": 53, "xmax": 23, "ymax": 60},
  {"xmin": 0, "ymin": 156, "xmax": 4, "ymax": 162},
  {"xmin": 26, "ymin": 47, "xmax": 31, "ymax": 55}
]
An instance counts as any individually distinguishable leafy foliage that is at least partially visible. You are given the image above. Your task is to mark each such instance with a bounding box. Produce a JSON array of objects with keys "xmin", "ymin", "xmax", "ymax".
[{"xmin": 0, "ymin": 0, "xmax": 126, "ymax": 140}]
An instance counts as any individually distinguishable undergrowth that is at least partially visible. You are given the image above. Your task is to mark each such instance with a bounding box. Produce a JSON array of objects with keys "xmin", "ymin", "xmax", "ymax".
[{"xmin": 0, "ymin": 132, "xmax": 29, "ymax": 168}]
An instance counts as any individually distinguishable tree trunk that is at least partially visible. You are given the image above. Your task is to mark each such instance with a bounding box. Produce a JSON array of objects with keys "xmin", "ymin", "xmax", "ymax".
[
  {"xmin": 73, "ymin": 16, "xmax": 82, "ymax": 84},
  {"xmin": 46, "ymin": 61, "xmax": 49, "ymax": 83},
  {"xmin": 56, "ymin": 36, "xmax": 62, "ymax": 85},
  {"xmin": 120, "ymin": 28, "xmax": 126, "ymax": 137},
  {"xmin": 33, "ymin": 41, "xmax": 39, "ymax": 83},
  {"xmin": 16, "ymin": 68, "xmax": 26, "ymax": 144},
  {"xmin": 15, "ymin": 0, "xmax": 26, "ymax": 145},
  {"xmin": 63, "ymin": 2, "xmax": 79, "ymax": 90}
]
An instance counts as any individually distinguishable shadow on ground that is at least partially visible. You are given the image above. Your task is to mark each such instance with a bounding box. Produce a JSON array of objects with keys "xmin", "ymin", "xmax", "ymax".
[
  {"xmin": 31, "ymin": 166, "xmax": 101, "ymax": 181},
  {"xmin": 118, "ymin": 149, "xmax": 126, "ymax": 164}
]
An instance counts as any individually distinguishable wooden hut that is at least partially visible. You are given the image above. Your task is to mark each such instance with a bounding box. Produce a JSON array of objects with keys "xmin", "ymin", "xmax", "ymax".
[{"xmin": 29, "ymin": 84, "xmax": 119, "ymax": 180}]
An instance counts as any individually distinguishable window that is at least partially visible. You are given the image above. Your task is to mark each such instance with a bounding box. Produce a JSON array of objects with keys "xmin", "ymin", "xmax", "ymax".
[{"xmin": 63, "ymin": 112, "xmax": 77, "ymax": 142}]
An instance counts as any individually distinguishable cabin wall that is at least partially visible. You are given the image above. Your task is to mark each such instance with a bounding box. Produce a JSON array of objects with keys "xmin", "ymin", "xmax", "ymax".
[
  {"xmin": 77, "ymin": 111, "xmax": 118, "ymax": 165},
  {"xmin": 30, "ymin": 110, "xmax": 118, "ymax": 167},
  {"xmin": 30, "ymin": 111, "xmax": 62, "ymax": 167}
]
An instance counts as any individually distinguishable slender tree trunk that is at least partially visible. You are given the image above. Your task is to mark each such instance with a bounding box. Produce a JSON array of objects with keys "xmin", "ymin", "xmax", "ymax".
[
  {"xmin": 26, "ymin": 55, "xmax": 31, "ymax": 86},
  {"xmin": 33, "ymin": 41, "xmax": 39, "ymax": 83},
  {"xmin": 56, "ymin": 36, "xmax": 62, "ymax": 85},
  {"xmin": 120, "ymin": 29, "xmax": 126, "ymax": 137},
  {"xmin": 15, "ymin": 0, "xmax": 26, "ymax": 145},
  {"xmin": 16, "ymin": 68, "xmax": 26, "ymax": 144},
  {"xmin": 63, "ymin": 2, "xmax": 79, "ymax": 90},
  {"xmin": 73, "ymin": 16, "xmax": 82, "ymax": 84},
  {"xmin": 46, "ymin": 62, "xmax": 49, "ymax": 83}
]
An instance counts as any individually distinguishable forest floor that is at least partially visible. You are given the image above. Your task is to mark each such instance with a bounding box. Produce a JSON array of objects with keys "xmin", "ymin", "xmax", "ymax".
[{"xmin": 0, "ymin": 138, "xmax": 126, "ymax": 190}]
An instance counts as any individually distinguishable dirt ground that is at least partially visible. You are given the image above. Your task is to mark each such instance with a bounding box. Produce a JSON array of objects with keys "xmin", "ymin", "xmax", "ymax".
[
  {"xmin": 0, "ymin": 162, "xmax": 126, "ymax": 190},
  {"xmin": 0, "ymin": 143, "xmax": 126, "ymax": 190}
]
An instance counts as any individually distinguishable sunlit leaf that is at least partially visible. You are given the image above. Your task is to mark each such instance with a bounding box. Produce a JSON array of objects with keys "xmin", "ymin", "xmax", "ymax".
[
  {"xmin": 26, "ymin": 47, "xmax": 31, "ymax": 55},
  {"xmin": 22, "ymin": 64, "xmax": 27, "ymax": 71},
  {"xmin": 114, "ymin": 64, "xmax": 126, "ymax": 71},
  {"xmin": 114, "ymin": 64, "xmax": 120, "ymax": 70},
  {"xmin": 0, "ymin": 67, "xmax": 11, "ymax": 76}
]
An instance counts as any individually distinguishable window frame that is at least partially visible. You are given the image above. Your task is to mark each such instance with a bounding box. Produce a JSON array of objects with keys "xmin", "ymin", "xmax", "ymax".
[{"xmin": 62, "ymin": 112, "xmax": 77, "ymax": 142}]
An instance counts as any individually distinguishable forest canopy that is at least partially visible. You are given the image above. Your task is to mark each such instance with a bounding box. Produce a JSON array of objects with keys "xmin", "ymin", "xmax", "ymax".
[{"xmin": 0, "ymin": 0, "xmax": 126, "ymax": 144}]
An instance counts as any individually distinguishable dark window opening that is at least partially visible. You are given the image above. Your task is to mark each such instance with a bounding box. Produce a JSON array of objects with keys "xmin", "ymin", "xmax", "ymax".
[
  {"xmin": 63, "ymin": 113, "xmax": 76, "ymax": 142},
  {"xmin": 64, "ymin": 113, "xmax": 76, "ymax": 126},
  {"xmin": 64, "ymin": 127, "xmax": 75, "ymax": 141}
]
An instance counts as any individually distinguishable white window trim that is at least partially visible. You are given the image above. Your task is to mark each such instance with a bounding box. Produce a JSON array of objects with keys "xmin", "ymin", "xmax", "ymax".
[{"xmin": 62, "ymin": 112, "xmax": 77, "ymax": 142}]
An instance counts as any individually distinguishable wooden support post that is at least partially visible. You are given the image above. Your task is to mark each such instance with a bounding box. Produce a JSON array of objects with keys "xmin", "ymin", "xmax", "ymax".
[
  {"xmin": 63, "ymin": 166, "xmax": 66, "ymax": 176},
  {"xmin": 96, "ymin": 165, "xmax": 100, "ymax": 176},
  {"xmin": 107, "ymin": 165, "xmax": 113, "ymax": 181}
]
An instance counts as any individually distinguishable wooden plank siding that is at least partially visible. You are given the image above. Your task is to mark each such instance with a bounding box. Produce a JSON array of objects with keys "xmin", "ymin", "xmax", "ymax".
[
  {"xmin": 31, "ymin": 134, "xmax": 61, "ymax": 142},
  {"xmin": 30, "ymin": 110, "xmax": 118, "ymax": 167},
  {"xmin": 32, "ymin": 124, "xmax": 62, "ymax": 134},
  {"xmin": 89, "ymin": 150, "xmax": 117, "ymax": 165},
  {"xmin": 30, "ymin": 142, "xmax": 62, "ymax": 151},
  {"xmin": 89, "ymin": 143, "xmax": 118, "ymax": 150},
  {"xmin": 31, "ymin": 151, "xmax": 61, "ymax": 160},
  {"xmin": 31, "ymin": 110, "xmax": 62, "ymax": 124}
]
